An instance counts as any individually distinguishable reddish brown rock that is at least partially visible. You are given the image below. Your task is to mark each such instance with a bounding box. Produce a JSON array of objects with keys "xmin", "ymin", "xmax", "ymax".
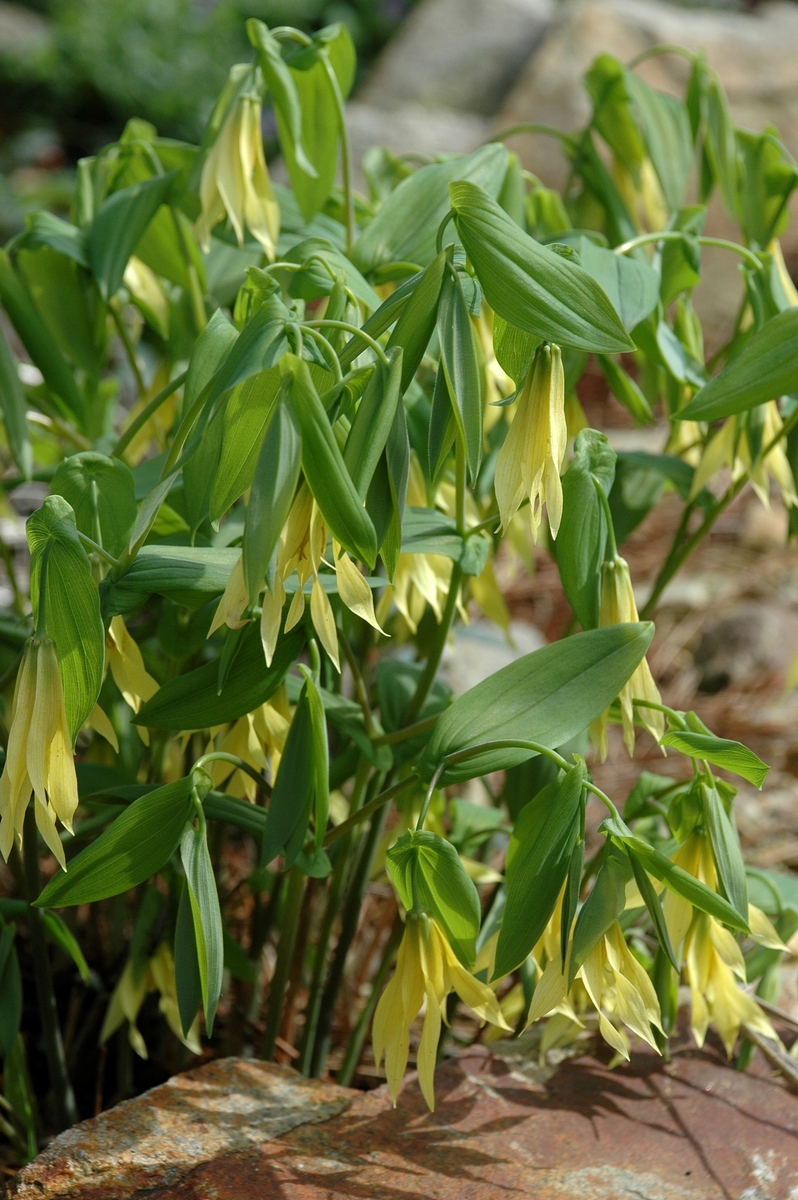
[{"xmin": 9, "ymin": 1038, "xmax": 798, "ymax": 1199}]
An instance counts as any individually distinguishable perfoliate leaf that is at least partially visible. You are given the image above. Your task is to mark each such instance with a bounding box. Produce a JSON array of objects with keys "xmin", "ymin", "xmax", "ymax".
[
  {"xmin": 27, "ymin": 496, "xmax": 104, "ymax": 738},
  {"xmin": 387, "ymin": 830, "xmax": 481, "ymax": 968}
]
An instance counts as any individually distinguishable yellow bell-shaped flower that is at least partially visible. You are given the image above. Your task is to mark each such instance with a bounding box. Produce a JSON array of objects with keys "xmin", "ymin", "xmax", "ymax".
[
  {"xmin": 0, "ymin": 637, "xmax": 78, "ymax": 869},
  {"xmin": 196, "ymin": 90, "xmax": 280, "ymax": 259},
  {"xmin": 494, "ymin": 342, "xmax": 567, "ymax": 538},
  {"xmin": 591, "ymin": 554, "xmax": 665, "ymax": 758},
  {"xmin": 373, "ymin": 911, "xmax": 509, "ymax": 1111}
]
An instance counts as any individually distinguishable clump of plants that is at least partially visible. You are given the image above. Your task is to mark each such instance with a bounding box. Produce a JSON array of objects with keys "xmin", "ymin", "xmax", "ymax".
[{"xmin": 0, "ymin": 23, "xmax": 795, "ymax": 1157}]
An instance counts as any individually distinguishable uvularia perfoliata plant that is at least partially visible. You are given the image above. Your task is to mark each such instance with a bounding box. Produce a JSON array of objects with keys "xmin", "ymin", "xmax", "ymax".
[{"xmin": 0, "ymin": 24, "xmax": 795, "ymax": 1147}]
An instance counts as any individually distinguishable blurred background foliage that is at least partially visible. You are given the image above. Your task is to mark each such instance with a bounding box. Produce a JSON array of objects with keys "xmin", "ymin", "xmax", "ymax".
[{"xmin": 0, "ymin": 0, "xmax": 416, "ymax": 238}]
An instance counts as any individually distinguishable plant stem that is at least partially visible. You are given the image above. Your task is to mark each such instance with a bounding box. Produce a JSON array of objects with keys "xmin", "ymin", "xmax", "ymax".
[
  {"xmin": 298, "ymin": 756, "xmax": 370, "ymax": 1074},
  {"xmin": 336, "ymin": 916, "xmax": 403, "ymax": 1087},
  {"xmin": 303, "ymin": 320, "xmax": 390, "ymax": 367},
  {"xmin": 374, "ymin": 713, "xmax": 440, "ymax": 746},
  {"xmin": 323, "ymin": 774, "xmax": 417, "ymax": 848},
  {"xmin": 261, "ymin": 866, "xmax": 305, "ymax": 1060},
  {"xmin": 110, "ymin": 301, "xmax": 146, "ymax": 399},
  {"xmin": 310, "ymin": 795, "xmax": 388, "ymax": 1077},
  {"xmin": 22, "ymin": 806, "xmax": 78, "ymax": 1131},
  {"xmin": 401, "ymin": 562, "xmax": 462, "ymax": 727},
  {"xmin": 112, "ymin": 371, "xmax": 187, "ymax": 459}
]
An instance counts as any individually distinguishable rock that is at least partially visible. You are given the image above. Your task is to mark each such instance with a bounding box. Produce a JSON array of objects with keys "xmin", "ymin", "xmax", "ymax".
[
  {"xmin": 346, "ymin": 101, "xmax": 490, "ymax": 170},
  {"xmin": 8, "ymin": 1057, "xmax": 352, "ymax": 1200},
  {"xmin": 358, "ymin": 0, "xmax": 555, "ymax": 116},
  {"xmin": 494, "ymin": 0, "xmax": 798, "ymax": 347},
  {"xmin": 692, "ymin": 599, "xmax": 798, "ymax": 692},
  {"xmin": 11, "ymin": 1039, "xmax": 798, "ymax": 1198}
]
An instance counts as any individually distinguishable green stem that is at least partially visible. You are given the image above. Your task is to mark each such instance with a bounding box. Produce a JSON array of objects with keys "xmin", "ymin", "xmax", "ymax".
[
  {"xmin": 77, "ymin": 533, "xmax": 119, "ymax": 569},
  {"xmin": 261, "ymin": 866, "xmax": 305, "ymax": 1060},
  {"xmin": 298, "ymin": 756, "xmax": 370, "ymax": 1074},
  {"xmin": 401, "ymin": 562, "xmax": 463, "ymax": 726},
  {"xmin": 489, "ymin": 123, "xmax": 576, "ymax": 148},
  {"xmin": 415, "ymin": 764, "xmax": 444, "ymax": 831},
  {"xmin": 310, "ymin": 795, "xmax": 388, "ymax": 1077},
  {"xmin": 615, "ymin": 231, "xmax": 762, "ymax": 272},
  {"xmin": 303, "ymin": 320, "xmax": 390, "ymax": 367},
  {"xmin": 194, "ymin": 751, "xmax": 267, "ymax": 792},
  {"xmin": 23, "ymin": 806, "xmax": 78, "ymax": 1131},
  {"xmin": 374, "ymin": 713, "xmax": 440, "ymax": 746},
  {"xmin": 336, "ymin": 917, "xmax": 404, "ymax": 1087},
  {"xmin": 339, "ymin": 634, "xmax": 375, "ymax": 737},
  {"xmin": 627, "ymin": 44, "xmax": 697, "ymax": 68},
  {"xmin": 110, "ymin": 301, "xmax": 146, "ymax": 399},
  {"xmin": 300, "ymin": 327, "xmax": 343, "ymax": 385},
  {"xmin": 321, "ymin": 53, "xmax": 355, "ymax": 253},
  {"xmin": 323, "ymin": 774, "xmax": 417, "ymax": 848},
  {"xmin": 640, "ymin": 402, "xmax": 798, "ymax": 618},
  {"xmin": 112, "ymin": 371, "xmax": 187, "ymax": 459}
]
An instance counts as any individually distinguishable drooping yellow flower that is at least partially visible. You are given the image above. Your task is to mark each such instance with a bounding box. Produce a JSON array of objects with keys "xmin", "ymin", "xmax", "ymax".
[
  {"xmin": 494, "ymin": 343, "xmax": 567, "ymax": 538},
  {"xmin": 107, "ymin": 616, "xmax": 159, "ymax": 746},
  {"xmin": 208, "ymin": 692, "xmax": 290, "ymax": 799},
  {"xmin": 208, "ymin": 555, "xmax": 250, "ymax": 639},
  {"xmin": 527, "ymin": 922, "xmax": 663, "ymax": 1061},
  {"xmin": 590, "ymin": 554, "xmax": 665, "ymax": 759},
  {"xmin": 661, "ymin": 829, "xmax": 785, "ymax": 1055},
  {"xmin": 0, "ymin": 637, "xmax": 78, "ymax": 870},
  {"xmin": 689, "ymin": 407, "xmax": 796, "ymax": 510},
  {"xmin": 100, "ymin": 942, "xmax": 201, "ymax": 1059},
  {"xmin": 255, "ymin": 485, "xmax": 385, "ymax": 670},
  {"xmin": 684, "ymin": 913, "xmax": 778, "ymax": 1056},
  {"xmin": 373, "ymin": 912, "xmax": 509, "ymax": 1110},
  {"xmin": 196, "ymin": 89, "xmax": 279, "ymax": 259}
]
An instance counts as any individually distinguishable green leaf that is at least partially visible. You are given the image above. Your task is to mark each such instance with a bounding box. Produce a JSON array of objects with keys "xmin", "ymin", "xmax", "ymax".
[
  {"xmin": 625, "ymin": 70, "xmax": 693, "ymax": 211},
  {"xmin": 660, "ymin": 730, "xmax": 769, "ymax": 788},
  {"xmin": 737, "ymin": 129, "xmax": 798, "ymax": 251},
  {"xmin": 428, "ymin": 367, "xmax": 456, "ymax": 480},
  {"xmin": 702, "ymin": 781, "xmax": 748, "ymax": 920},
  {"xmin": 51, "ymin": 452, "xmax": 136, "ymax": 559},
  {"xmin": 285, "ymin": 237, "xmax": 380, "ymax": 311},
  {"xmin": 88, "ymin": 171, "xmax": 177, "ymax": 300},
  {"xmin": 495, "ymin": 762, "xmax": 584, "ymax": 977},
  {"xmin": 208, "ymin": 368, "xmax": 282, "ymax": 524},
  {"xmin": 595, "ymin": 355, "xmax": 653, "ymax": 423},
  {"xmin": 274, "ymin": 26, "xmax": 355, "ymax": 223},
  {"xmin": 37, "ymin": 775, "xmax": 198, "ymax": 907},
  {"xmin": 174, "ymin": 881, "xmax": 202, "ymax": 1036},
  {"xmin": 557, "ymin": 429, "xmax": 615, "ymax": 630},
  {"xmin": 704, "ymin": 75, "xmax": 738, "ymax": 217},
  {"xmin": 137, "ymin": 624, "xmax": 303, "ymax": 731},
  {"xmin": 184, "ymin": 308, "xmax": 239, "ymax": 411},
  {"xmin": 102, "ymin": 545, "xmax": 239, "ymax": 615},
  {"xmin": 628, "ymin": 852, "xmax": 679, "ymax": 972},
  {"xmin": 0, "ymin": 249, "xmax": 86, "ymax": 427},
  {"xmin": 27, "ymin": 496, "xmax": 104, "ymax": 738},
  {"xmin": 387, "ymin": 830, "xmax": 481, "ymax": 968},
  {"xmin": 247, "ymin": 19, "xmax": 316, "ymax": 179},
  {"xmin": 437, "ymin": 268, "xmax": 482, "ymax": 480},
  {"xmin": 284, "ymin": 355, "xmax": 377, "ymax": 567},
  {"xmin": 351, "ymin": 143, "xmax": 509, "ymax": 274},
  {"xmin": 603, "ymin": 818, "xmax": 749, "ymax": 932},
  {"xmin": 0, "ymin": 320, "xmax": 31, "ymax": 478},
  {"xmin": 680, "ymin": 308, "xmax": 798, "ymax": 420},
  {"xmin": 492, "ymin": 314, "xmax": 539, "ymax": 387},
  {"xmin": 180, "ymin": 819, "xmax": 223, "ymax": 1031},
  {"xmin": 584, "ymin": 54, "xmax": 646, "ymax": 170},
  {"xmin": 261, "ymin": 679, "xmax": 315, "ymax": 867},
  {"xmin": 17, "ymin": 247, "xmax": 103, "ymax": 379},
  {"xmin": 386, "ymin": 252, "xmax": 447, "ymax": 390},
  {"xmin": 577, "ymin": 239, "xmax": 659, "ymax": 332},
  {"xmin": 22, "ymin": 212, "xmax": 89, "ymax": 267},
  {"xmin": 450, "ymin": 183, "xmax": 633, "ymax": 353},
  {"xmin": 569, "ymin": 843, "xmax": 631, "ymax": 982},
  {"xmin": 42, "ymin": 911, "xmax": 90, "ymax": 984},
  {"xmin": 419, "ymin": 623, "xmax": 653, "ymax": 785},
  {"xmin": 344, "ymin": 347, "xmax": 403, "ymax": 498},
  {"xmin": 243, "ymin": 395, "xmax": 302, "ymax": 600}
]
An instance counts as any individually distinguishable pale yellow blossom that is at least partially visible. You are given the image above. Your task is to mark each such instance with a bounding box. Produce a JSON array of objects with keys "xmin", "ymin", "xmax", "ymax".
[
  {"xmin": 100, "ymin": 942, "xmax": 201, "ymax": 1058},
  {"xmin": 196, "ymin": 90, "xmax": 279, "ymax": 258},
  {"xmin": 373, "ymin": 912, "xmax": 509, "ymax": 1110},
  {"xmin": 0, "ymin": 637, "xmax": 78, "ymax": 870},
  {"xmin": 494, "ymin": 343, "xmax": 567, "ymax": 538},
  {"xmin": 107, "ymin": 616, "xmax": 159, "ymax": 746}
]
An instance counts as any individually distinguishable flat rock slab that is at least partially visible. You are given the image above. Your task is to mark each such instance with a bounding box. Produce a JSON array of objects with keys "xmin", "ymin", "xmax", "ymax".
[{"xmin": 9, "ymin": 1041, "xmax": 798, "ymax": 1199}]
